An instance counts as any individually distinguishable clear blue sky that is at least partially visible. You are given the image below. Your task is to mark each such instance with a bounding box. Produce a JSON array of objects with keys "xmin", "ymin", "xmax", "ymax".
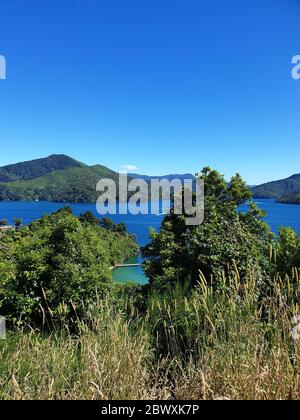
[{"xmin": 0, "ymin": 0, "xmax": 299, "ymax": 184}]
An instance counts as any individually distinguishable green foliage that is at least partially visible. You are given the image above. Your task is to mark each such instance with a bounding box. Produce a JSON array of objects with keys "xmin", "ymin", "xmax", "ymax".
[
  {"xmin": 79, "ymin": 212, "xmax": 128, "ymax": 234},
  {"xmin": 273, "ymin": 227, "xmax": 300, "ymax": 275},
  {"xmin": 100, "ymin": 217, "xmax": 115, "ymax": 230},
  {"xmin": 0, "ymin": 208, "xmax": 138, "ymax": 325},
  {"xmin": 0, "ymin": 154, "xmax": 83, "ymax": 183},
  {"xmin": 0, "ymin": 272, "xmax": 299, "ymax": 400},
  {"xmin": 0, "ymin": 164, "xmax": 120, "ymax": 203},
  {"xmin": 146, "ymin": 273, "xmax": 298, "ymax": 361},
  {"xmin": 143, "ymin": 167, "xmax": 273, "ymax": 290},
  {"xmin": 79, "ymin": 211, "xmax": 100, "ymax": 226},
  {"xmin": 13, "ymin": 218, "xmax": 22, "ymax": 229},
  {"xmin": 277, "ymin": 191, "xmax": 300, "ymax": 204},
  {"xmin": 227, "ymin": 173, "xmax": 252, "ymax": 206}
]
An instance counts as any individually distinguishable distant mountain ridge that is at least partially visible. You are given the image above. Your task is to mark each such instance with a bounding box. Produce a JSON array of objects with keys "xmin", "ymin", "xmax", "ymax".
[
  {"xmin": 0, "ymin": 154, "xmax": 84, "ymax": 183},
  {"xmin": 128, "ymin": 173, "xmax": 195, "ymax": 182},
  {"xmin": 252, "ymin": 173, "xmax": 300, "ymax": 198},
  {"xmin": 2, "ymin": 155, "xmax": 298, "ymax": 203},
  {"xmin": 0, "ymin": 155, "xmax": 119, "ymax": 203},
  {"xmin": 0, "ymin": 155, "xmax": 196, "ymax": 203}
]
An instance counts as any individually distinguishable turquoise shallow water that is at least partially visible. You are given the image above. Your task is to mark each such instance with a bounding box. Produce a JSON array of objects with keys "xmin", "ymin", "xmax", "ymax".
[
  {"xmin": 111, "ymin": 256, "xmax": 148, "ymax": 285},
  {"xmin": 0, "ymin": 199, "xmax": 300, "ymax": 284}
]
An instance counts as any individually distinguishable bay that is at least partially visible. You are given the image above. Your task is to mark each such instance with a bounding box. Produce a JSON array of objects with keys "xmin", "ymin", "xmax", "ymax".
[{"xmin": 0, "ymin": 199, "xmax": 300, "ymax": 285}]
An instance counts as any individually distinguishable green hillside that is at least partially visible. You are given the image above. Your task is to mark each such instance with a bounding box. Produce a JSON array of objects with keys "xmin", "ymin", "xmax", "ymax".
[
  {"xmin": 0, "ymin": 154, "xmax": 84, "ymax": 182},
  {"xmin": 0, "ymin": 155, "xmax": 119, "ymax": 203},
  {"xmin": 277, "ymin": 191, "xmax": 300, "ymax": 204},
  {"xmin": 252, "ymin": 173, "xmax": 300, "ymax": 198}
]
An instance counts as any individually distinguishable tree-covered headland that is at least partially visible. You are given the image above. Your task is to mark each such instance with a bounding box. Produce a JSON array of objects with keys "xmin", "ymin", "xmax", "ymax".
[{"xmin": 0, "ymin": 207, "xmax": 138, "ymax": 325}]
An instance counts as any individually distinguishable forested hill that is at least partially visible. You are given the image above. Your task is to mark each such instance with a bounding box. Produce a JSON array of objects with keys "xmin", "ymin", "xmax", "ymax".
[
  {"xmin": 0, "ymin": 155, "xmax": 119, "ymax": 203},
  {"xmin": 0, "ymin": 155, "xmax": 199, "ymax": 203},
  {"xmin": 252, "ymin": 173, "xmax": 300, "ymax": 198},
  {"xmin": 0, "ymin": 154, "xmax": 84, "ymax": 182},
  {"xmin": 128, "ymin": 173, "xmax": 195, "ymax": 182},
  {"xmin": 277, "ymin": 191, "xmax": 300, "ymax": 204}
]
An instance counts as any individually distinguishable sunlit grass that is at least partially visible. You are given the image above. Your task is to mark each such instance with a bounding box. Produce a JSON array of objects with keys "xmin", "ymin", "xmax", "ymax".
[{"xmin": 0, "ymin": 270, "xmax": 299, "ymax": 400}]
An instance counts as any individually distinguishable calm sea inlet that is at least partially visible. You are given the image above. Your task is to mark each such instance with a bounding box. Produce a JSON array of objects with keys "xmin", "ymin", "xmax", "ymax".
[{"xmin": 0, "ymin": 199, "xmax": 299, "ymax": 284}]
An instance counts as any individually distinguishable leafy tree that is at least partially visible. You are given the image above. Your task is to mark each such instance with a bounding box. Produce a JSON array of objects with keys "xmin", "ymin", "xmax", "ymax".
[
  {"xmin": 79, "ymin": 211, "xmax": 100, "ymax": 226},
  {"xmin": 274, "ymin": 227, "xmax": 300, "ymax": 275},
  {"xmin": 0, "ymin": 219, "xmax": 8, "ymax": 227},
  {"xmin": 0, "ymin": 208, "xmax": 138, "ymax": 326},
  {"xmin": 100, "ymin": 217, "xmax": 115, "ymax": 231},
  {"xmin": 13, "ymin": 218, "xmax": 22, "ymax": 230},
  {"xmin": 277, "ymin": 191, "xmax": 300, "ymax": 204},
  {"xmin": 115, "ymin": 222, "xmax": 127, "ymax": 234},
  {"xmin": 227, "ymin": 173, "xmax": 252, "ymax": 206},
  {"xmin": 143, "ymin": 167, "xmax": 273, "ymax": 290}
]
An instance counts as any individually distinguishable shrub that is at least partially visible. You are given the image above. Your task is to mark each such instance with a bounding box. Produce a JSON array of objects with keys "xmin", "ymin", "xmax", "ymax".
[{"xmin": 0, "ymin": 208, "xmax": 138, "ymax": 326}]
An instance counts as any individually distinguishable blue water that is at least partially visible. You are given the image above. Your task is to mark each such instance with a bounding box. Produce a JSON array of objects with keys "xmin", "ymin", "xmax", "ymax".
[
  {"xmin": 0, "ymin": 201, "xmax": 165, "ymax": 285},
  {"xmin": 240, "ymin": 199, "xmax": 300, "ymax": 235},
  {"xmin": 0, "ymin": 199, "xmax": 300, "ymax": 284},
  {"xmin": 0, "ymin": 201, "xmax": 164, "ymax": 246}
]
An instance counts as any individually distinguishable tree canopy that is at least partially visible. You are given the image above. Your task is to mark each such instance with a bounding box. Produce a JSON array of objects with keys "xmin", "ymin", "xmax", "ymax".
[
  {"xmin": 142, "ymin": 167, "xmax": 274, "ymax": 290},
  {"xmin": 0, "ymin": 208, "xmax": 138, "ymax": 325}
]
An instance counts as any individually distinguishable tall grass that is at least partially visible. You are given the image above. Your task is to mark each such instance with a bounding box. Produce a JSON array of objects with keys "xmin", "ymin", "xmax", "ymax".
[{"xmin": 0, "ymin": 271, "xmax": 299, "ymax": 400}]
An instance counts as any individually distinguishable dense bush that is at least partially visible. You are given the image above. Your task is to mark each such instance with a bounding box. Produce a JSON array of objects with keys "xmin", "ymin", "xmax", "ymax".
[
  {"xmin": 0, "ymin": 208, "xmax": 138, "ymax": 325},
  {"xmin": 273, "ymin": 227, "xmax": 300, "ymax": 276},
  {"xmin": 142, "ymin": 168, "xmax": 274, "ymax": 290}
]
